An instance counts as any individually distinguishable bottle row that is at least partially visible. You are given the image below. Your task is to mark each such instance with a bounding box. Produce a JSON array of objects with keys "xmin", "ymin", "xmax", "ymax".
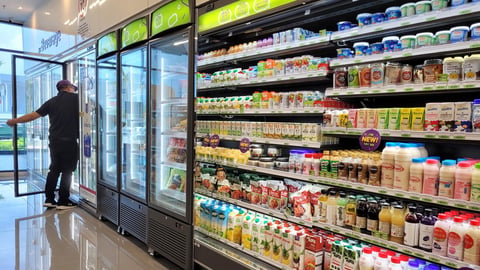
[
  {"xmin": 196, "ymin": 95, "xmax": 351, "ymax": 114},
  {"xmin": 334, "ymin": 56, "xmax": 480, "ymax": 89},
  {"xmin": 324, "ymin": 101, "xmax": 480, "ymax": 133},
  {"xmin": 195, "ymin": 194, "xmax": 470, "ymax": 270}
]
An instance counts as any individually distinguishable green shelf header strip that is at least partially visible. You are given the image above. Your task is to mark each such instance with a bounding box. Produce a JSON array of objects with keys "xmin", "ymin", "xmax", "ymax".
[
  {"xmin": 151, "ymin": 0, "xmax": 191, "ymax": 36},
  {"xmin": 198, "ymin": 0, "xmax": 296, "ymax": 33},
  {"xmin": 97, "ymin": 31, "xmax": 117, "ymax": 57},
  {"xmin": 121, "ymin": 17, "xmax": 148, "ymax": 49}
]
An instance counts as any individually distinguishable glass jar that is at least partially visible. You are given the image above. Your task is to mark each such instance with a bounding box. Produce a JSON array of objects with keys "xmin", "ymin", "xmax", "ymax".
[
  {"xmin": 250, "ymin": 144, "xmax": 264, "ymax": 157},
  {"xmin": 413, "ymin": 65, "xmax": 424, "ymax": 84},
  {"xmin": 258, "ymin": 157, "xmax": 275, "ymax": 169},
  {"xmin": 248, "ymin": 157, "xmax": 260, "ymax": 166},
  {"xmin": 423, "ymin": 59, "xmax": 443, "ymax": 83},
  {"xmin": 267, "ymin": 146, "xmax": 281, "ymax": 157},
  {"xmin": 274, "ymin": 157, "xmax": 289, "ymax": 171}
]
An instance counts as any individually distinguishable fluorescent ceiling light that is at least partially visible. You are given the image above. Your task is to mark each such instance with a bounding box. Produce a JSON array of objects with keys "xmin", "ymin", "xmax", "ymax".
[
  {"xmin": 64, "ymin": 19, "xmax": 70, "ymax": 25},
  {"xmin": 44, "ymin": 11, "xmax": 51, "ymax": 15},
  {"xmin": 174, "ymin": 40, "xmax": 188, "ymax": 46},
  {"xmin": 17, "ymin": 6, "xmax": 23, "ymax": 10}
]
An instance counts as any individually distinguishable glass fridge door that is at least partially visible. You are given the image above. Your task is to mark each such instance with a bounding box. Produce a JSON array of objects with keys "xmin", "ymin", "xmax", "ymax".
[
  {"xmin": 97, "ymin": 56, "xmax": 118, "ymax": 189},
  {"xmin": 149, "ymin": 33, "xmax": 189, "ymax": 217},
  {"xmin": 120, "ymin": 47, "xmax": 147, "ymax": 200}
]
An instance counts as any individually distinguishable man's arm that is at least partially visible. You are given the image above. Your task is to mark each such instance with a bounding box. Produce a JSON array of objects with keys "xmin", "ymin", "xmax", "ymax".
[{"xmin": 7, "ymin": 112, "xmax": 41, "ymax": 127}]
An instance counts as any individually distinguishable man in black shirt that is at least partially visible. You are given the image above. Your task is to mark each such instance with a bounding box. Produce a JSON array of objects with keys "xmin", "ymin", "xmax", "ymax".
[{"xmin": 7, "ymin": 79, "xmax": 79, "ymax": 210}]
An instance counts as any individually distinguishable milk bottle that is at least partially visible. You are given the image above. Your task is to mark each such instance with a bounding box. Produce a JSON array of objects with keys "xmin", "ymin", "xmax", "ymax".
[
  {"xmin": 422, "ymin": 159, "xmax": 439, "ymax": 196},
  {"xmin": 447, "ymin": 217, "xmax": 466, "ymax": 260},
  {"xmin": 381, "ymin": 142, "xmax": 399, "ymax": 188},
  {"xmin": 454, "ymin": 161, "xmax": 473, "ymax": 201},
  {"xmin": 432, "ymin": 213, "xmax": 450, "ymax": 256},
  {"xmin": 471, "ymin": 163, "xmax": 480, "ymax": 203},
  {"xmin": 409, "ymin": 158, "xmax": 425, "ymax": 193},
  {"xmin": 373, "ymin": 251, "xmax": 389, "ymax": 270},
  {"xmin": 359, "ymin": 247, "xmax": 374, "ymax": 270},
  {"xmin": 394, "ymin": 143, "xmax": 415, "ymax": 191},
  {"xmin": 438, "ymin": 159, "xmax": 456, "ymax": 198},
  {"xmin": 463, "ymin": 219, "xmax": 480, "ymax": 265}
]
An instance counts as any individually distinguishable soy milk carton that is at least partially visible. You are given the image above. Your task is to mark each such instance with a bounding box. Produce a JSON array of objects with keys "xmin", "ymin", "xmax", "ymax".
[
  {"xmin": 366, "ymin": 109, "xmax": 378, "ymax": 129},
  {"xmin": 388, "ymin": 108, "xmax": 401, "ymax": 130},
  {"xmin": 399, "ymin": 108, "xmax": 412, "ymax": 131},
  {"xmin": 356, "ymin": 109, "xmax": 367, "ymax": 128},
  {"xmin": 424, "ymin": 103, "xmax": 440, "ymax": 131},
  {"xmin": 439, "ymin": 102, "xmax": 455, "ymax": 132},
  {"xmin": 376, "ymin": 108, "xmax": 389, "ymax": 129},
  {"xmin": 454, "ymin": 102, "xmax": 472, "ymax": 132},
  {"xmin": 411, "ymin": 107, "xmax": 425, "ymax": 131}
]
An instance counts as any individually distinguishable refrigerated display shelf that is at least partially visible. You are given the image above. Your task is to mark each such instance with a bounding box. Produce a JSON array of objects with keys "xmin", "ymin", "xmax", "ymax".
[
  {"xmin": 160, "ymin": 161, "xmax": 186, "ymax": 171},
  {"xmin": 325, "ymin": 81, "xmax": 480, "ymax": 97},
  {"xmin": 322, "ymin": 127, "xmax": 480, "ymax": 142},
  {"xmin": 195, "ymin": 227, "xmax": 294, "ymax": 270},
  {"xmin": 195, "ymin": 191, "xmax": 479, "ymax": 270},
  {"xmin": 330, "ymin": 40, "xmax": 480, "ymax": 68},
  {"xmin": 197, "ymin": 36, "xmax": 331, "ymax": 70},
  {"xmin": 196, "ymin": 158, "xmax": 480, "ymax": 212},
  {"xmin": 196, "ymin": 108, "xmax": 325, "ymax": 116},
  {"xmin": 196, "ymin": 133, "xmax": 324, "ymax": 148},
  {"xmin": 161, "ymin": 130, "xmax": 187, "ymax": 138},
  {"xmin": 330, "ymin": 2, "xmax": 480, "ymax": 42},
  {"xmin": 196, "ymin": 191, "xmax": 313, "ymax": 227},
  {"xmin": 197, "ymin": 72, "xmax": 329, "ymax": 91},
  {"xmin": 159, "ymin": 189, "xmax": 186, "ymax": 203}
]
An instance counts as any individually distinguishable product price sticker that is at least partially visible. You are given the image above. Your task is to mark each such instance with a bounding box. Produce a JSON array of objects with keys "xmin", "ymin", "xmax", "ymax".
[{"xmin": 238, "ymin": 137, "xmax": 250, "ymax": 153}]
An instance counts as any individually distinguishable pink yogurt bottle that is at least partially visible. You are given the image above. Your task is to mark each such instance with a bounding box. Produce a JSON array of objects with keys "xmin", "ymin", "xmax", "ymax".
[{"xmin": 454, "ymin": 161, "xmax": 473, "ymax": 201}]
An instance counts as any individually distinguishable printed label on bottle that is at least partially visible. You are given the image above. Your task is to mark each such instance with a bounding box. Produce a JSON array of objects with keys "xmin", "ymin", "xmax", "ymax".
[
  {"xmin": 447, "ymin": 231, "xmax": 462, "ymax": 259},
  {"xmin": 391, "ymin": 224, "xmax": 404, "ymax": 237},
  {"xmin": 404, "ymin": 222, "xmax": 419, "ymax": 246},
  {"xmin": 433, "ymin": 227, "xmax": 447, "ymax": 242},
  {"xmin": 345, "ymin": 213, "xmax": 355, "ymax": 226},
  {"xmin": 379, "ymin": 221, "xmax": 391, "ymax": 234},
  {"xmin": 464, "ymin": 233, "xmax": 474, "ymax": 249},
  {"xmin": 419, "ymin": 224, "xmax": 434, "ymax": 249},
  {"xmin": 326, "ymin": 206, "xmax": 337, "ymax": 224},
  {"xmin": 409, "ymin": 175, "xmax": 422, "ymax": 192},
  {"xmin": 356, "ymin": 216, "xmax": 367, "ymax": 229},
  {"xmin": 337, "ymin": 206, "xmax": 345, "ymax": 226},
  {"xmin": 367, "ymin": 219, "xmax": 379, "ymax": 232}
]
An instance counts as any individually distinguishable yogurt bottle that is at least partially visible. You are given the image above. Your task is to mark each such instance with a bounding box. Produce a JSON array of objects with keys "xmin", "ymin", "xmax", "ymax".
[
  {"xmin": 381, "ymin": 142, "xmax": 400, "ymax": 188},
  {"xmin": 394, "ymin": 143, "xmax": 416, "ymax": 191},
  {"xmin": 438, "ymin": 159, "xmax": 456, "ymax": 198},
  {"xmin": 373, "ymin": 251, "xmax": 389, "ymax": 270},
  {"xmin": 447, "ymin": 217, "xmax": 466, "ymax": 260},
  {"xmin": 463, "ymin": 219, "xmax": 480, "ymax": 265},
  {"xmin": 432, "ymin": 213, "xmax": 450, "ymax": 256},
  {"xmin": 409, "ymin": 158, "xmax": 425, "ymax": 193},
  {"xmin": 422, "ymin": 159, "xmax": 440, "ymax": 196},
  {"xmin": 471, "ymin": 163, "xmax": 480, "ymax": 203},
  {"xmin": 454, "ymin": 161, "xmax": 473, "ymax": 201},
  {"xmin": 359, "ymin": 247, "xmax": 374, "ymax": 270}
]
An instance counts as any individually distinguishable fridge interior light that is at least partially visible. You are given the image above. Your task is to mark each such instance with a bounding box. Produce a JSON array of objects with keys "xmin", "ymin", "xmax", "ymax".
[{"xmin": 173, "ymin": 40, "xmax": 188, "ymax": 46}]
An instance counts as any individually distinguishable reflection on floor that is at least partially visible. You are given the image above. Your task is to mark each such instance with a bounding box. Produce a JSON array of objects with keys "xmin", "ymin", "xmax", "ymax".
[{"xmin": 0, "ymin": 180, "xmax": 182, "ymax": 270}]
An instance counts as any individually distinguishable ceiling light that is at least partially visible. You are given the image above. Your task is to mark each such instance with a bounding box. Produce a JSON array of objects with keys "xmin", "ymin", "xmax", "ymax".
[
  {"xmin": 17, "ymin": 6, "xmax": 23, "ymax": 10},
  {"xmin": 173, "ymin": 40, "xmax": 188, "ymax": 46},
  {"xmin": 64, "ymin": 19, "xmax": 70, "ymax": 25},
  {"xmin": 44, "ymin": 11, "xmax": 51, "ymax": 15}
]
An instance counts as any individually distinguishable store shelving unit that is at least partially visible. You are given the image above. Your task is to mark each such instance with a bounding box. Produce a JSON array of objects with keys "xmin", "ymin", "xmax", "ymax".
[{"xmin": 194, "ymin": 0, "xmax": 480, "ymax": 269}]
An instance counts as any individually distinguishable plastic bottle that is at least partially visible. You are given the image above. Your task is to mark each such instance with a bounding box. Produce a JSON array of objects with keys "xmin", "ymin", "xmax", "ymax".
[
  {"xmin": 387, "ymin": 257, "xmax": 403, "ymax": 270},
  {"xmin": 336, "ymin": 192, "xmax": 348, "ymax": 227},
  {"xmin": 368, "ymin": 154, "xmax": 382, "ymax": 186},
  {"xmin": 409, "ymin": 158, "xmax": 425, "ymax": 193},
  {"xmin": 447, "ymin": 217, "xmax": 466, "ymax": 260},
  {"xmin": 394, "ymin": 143, "xmax": 415, "ymax": 191},
  {"xmin": 311, "ymin": 153, "xmax": 321, "ymax": 176},
  {"xmin": 390, "ymin": 205, "xmax": 406, "ymax": 244},
  {"xmin": 303, "ymin": 153, "xmax": 313, "ymax": 175},
  {"xmin": 471, "ymin": 163, "xmax": 480, "ymax": 203},
  {"xmin": 464, "ymin": 219, "xmax": 480, "ymax": 265},
  {"xmin": 381, "ymin": 142, "xmax": 399, "ymax": 188},
  {"xmin": 326, "ymin": 190, "xmax": 338, "ymax": 225},
  {"xmin": 454, "ymin": 161, "xmax": 473, "ymax": 201},
  {"xmin": 319, "ymin": 189, "xmax": 328, "ymax": 222},
  {"xmin": 343, "ymin": 196, "xmax": 356, "ymax": 230},
  {"xmin": 422, "ymin": 159, "xmax": 440, "ymax": 196},
  {"xmin": 366, "ymin": 200, "xmax": 379, "ymax": 235},
  {"xmin": 356, "ymin": 197, "xmax": 368, "ymax": 234},
  {"xmin": 373, "ymin": 251, "xmax": 389, "ymax": 270},
  {"xmin": 348, "ymin": 154, "xmax": 360, "ymax": 182},
  {"xmin": 418, "ymin": 208, "xmax": 436, "ymax": 252},
  {"xmin": 378, "ymin": 202, "xmax": 391, "ymax": 241},
  {"xmin": 432, "ymin": 213, "xmax": 450, "ymax": 256},
  {"xmin": 404, "ymin": 206, "xmax": 420, "ymax": 247},
  {"xmin": 358, "ymin": 153, "xmax": 369, "ymax": 184},
  {"xmin": 438, "ymin": 159, "xmax": 457, "ymax": 198},
  {"xmin": 474, "ymin": 99, "xmax": 480, "ymax": 132},
  {"xmin": 415, "ymin": 143, "xmax": 428, "ymax": 157},
  {"xmin": 359, "ymin": 247, "xmax": 374, "ymax": 270},
  {"xmin": 399, "ymin": 255, "xmax": 410, "ymax": 270}
]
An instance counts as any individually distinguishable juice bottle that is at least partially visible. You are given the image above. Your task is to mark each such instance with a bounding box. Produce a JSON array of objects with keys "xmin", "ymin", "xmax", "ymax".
[
  {"xmin": 321, "ymin": 150, "xmax": 331, "ymax": 176},
  {"xmin": 319, "ymin": 189, "xmax": 328, "ymax": 222},
  {"xmin": 330, "ymin": 151, "xmax": 340, "ymax": 178},
  {"xmin": 471, "ymin": 163, "xmax": 480, "ymax": 202},
  {"xmin": 378, "ymin": 202, "xmax": 391, "ymax": 241},
  {"xmin": 345, "ymin": 195, "xmax": 357, "ymax": 229},
  {"xmin": 338, "ymin": 153, "xmax": 350, "ymax": 181},
  {"xmin": 409, "ymin": 158, "xmax": 425, "ymax": 193},
  {"xmin": 368, "ymin": 154, "xmax": 382, "ymax": 186},
  {"xmin": 418, "ymin": 208, "xmax": 436, "ymax": 252},
  {"xmin": 432, "ymin": 213, "xmax": 450, "ymax": 256},
  {"xmin": 366, "ymin": 200, "xmax": 379, "ymax": 236},
  {"xmin": 336, "ymin": 192, "xmax": 348, "ymax": 227},
  {"xmin": 464, "ymin": 219, "xmax": 480, "ymax": 265},
  {"xmin": 454, "ymin": 161, "xmax": 473, "ymax": 201},
  {"xmin": 348, "ymin": 154, "xmax": 360, "ymax": 182},
  {"xmin": 381, "ymin": 142, "xmax": 399, "ymax": 188},
  {"xmin": 447, "ymin": 217, "xmax": 466, "ymax": 260},
  {"xmin": 394, "ymin": 143, "xmax": 414, "ymax": 191},
  {"xmin": 438, "ymin": 159, "xmax": 456, "ymax": 198},
  {"xmin": 390, "ymin": 205, "xmax": 406, "ymax": 244},
  {"xmin": 404, "ymin": 206, "xmax": 420, "ymax": 247},
  {"xmin": 422, "ymin": 159, "xmax": 440, "ymax": 196},
  {"xmin": 357, "ymin": 153, "xmax": 369, "ymax": 184},
  {"xmin": 326, "ymin": 190, "xmax": 338, "ymax": 225},
  {"xmin": 355, "ymin": 197, "xmax": 368, "ymax": 234}
]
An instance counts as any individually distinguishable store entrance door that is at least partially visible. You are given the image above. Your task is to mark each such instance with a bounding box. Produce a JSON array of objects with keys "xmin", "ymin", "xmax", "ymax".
[{"xmin": 12, "ymin": 55, "xmax": 65, "ymax": 197}]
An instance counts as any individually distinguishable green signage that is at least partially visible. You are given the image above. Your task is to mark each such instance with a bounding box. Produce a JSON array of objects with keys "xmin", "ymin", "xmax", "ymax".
[
  {"xmin": 121, "ymin": 17, "xmax": 148, "ymax": 48},
  {"xmin": 198, "ymin": 0, "xmax": 296, "ymax": 33},
  {"xmin": 97, "ymin": 31, "xmax": 117, "ymax": 57},
  {"xmin": 151, "ymin": 0, "xmax": 191, "ymax": 36}
]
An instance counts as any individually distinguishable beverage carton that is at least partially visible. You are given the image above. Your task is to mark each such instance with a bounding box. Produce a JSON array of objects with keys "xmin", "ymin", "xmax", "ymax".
[
  {"xmin": 439, "ymin": 102, "xmax": 455, "ymax": 132},
  {"xmin": 411, "ymin": 107, "xmax": 425, "ymax": 131},
  {"xmin": 304, "ymin": 231, "xmax": 324, "ymax": 270},
  {"xmin": 342, "ymin": 245, "xmax": 360, "ymax": 270},
  {"xmin": 241, "ymin": 212, "xmax": 254, "ymax": 249},
  {"xmin": 356, "ymin": 109, "xmax": 367, "ymax": 128},
  {"xmin": 399, "ymin": 108, "xmax": 412, "ymax": 131},
  {"xmin": 387, "ymin": 108, "xmax": 401, "ymax": 130},
  {"xmin": 263, "ymin": 221, "xmax": 275, "ymax": 258},
  {"xmin": 329, "ymin": 240, "xmax": 345, "ymax": 270},
  {"xmin": 272, "ymin": 225, "xmax": 284, "ymax": 262},
  {"xmin": 282, "ymin": 229, "xmax": 295, "ymax": 267},
  {"xmin": 424, "ymin": 103, "xmax": 440, "ymax": 131},
  {"xmin": 366, "ymin": 109, "xmax": 378, "ymax": 129},
  {"xmin": 347, "ymin": 109, "xmax": 358, "ymax": 128},
  {"xmin": 292, "ymin": 232, "xmax": 306, "ymax": 270},
  {"xmin": 376, "ymin": 108, "xmax": 389, "ymax": 129},
  {"xmin": 454, "ymin": 102, "xmax": 472, "ymax": 132}
]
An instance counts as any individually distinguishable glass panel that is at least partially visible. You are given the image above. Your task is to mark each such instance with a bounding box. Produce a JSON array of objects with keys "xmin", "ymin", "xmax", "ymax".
[
  {"xmin": 15, "ymin": 58, "xmax": 62, "ymax": 195},
  {"xmin": 150, "ymin": 33, "xmax": 189, "ymax": 216},
  {"xmin": 97, "ymin": 56, "xmax": 118, "ymax": 188},
  {"xmin": 77, "ymin": 52, "xmax": 97, "ymax": 205},
  {"xmin": 121, "ymin": 47, "xmax": 147, "ymax": 199}
]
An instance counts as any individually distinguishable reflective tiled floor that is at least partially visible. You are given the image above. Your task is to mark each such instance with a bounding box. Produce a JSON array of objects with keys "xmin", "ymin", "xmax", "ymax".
[{"xmin": 0, "ymin": 181, "xmax": 182, "ymax": 270}]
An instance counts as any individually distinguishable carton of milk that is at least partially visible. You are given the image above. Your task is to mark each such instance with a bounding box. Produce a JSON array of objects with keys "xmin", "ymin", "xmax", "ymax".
[
  {"xmin": 376, "ymin": 108, "xmax": 389, "ymax": 129},
  {"xmin": 439, "ymin": 102, "xmax": 455, "ymax": 132},
  {"xmin": 387, "ymin": 108, "xmax": 401, "ymax": 130},
  {"xmin": 399, "ymin": 108, "xmax": 412, "ymax": 131},
  {"xmin": 356, "ymin": 109, "xmax": 367, "ymax": 129},
  {"xmin": 454, "ymin": 102, "xmax": 472, "ymax": 132},
  {"xmin": 424, "ymin": 103, "xmax": 440, "ymax": 131},
  {"xmin": 411, "ymin": 107, "xmax": 425, "ymax": 131}
]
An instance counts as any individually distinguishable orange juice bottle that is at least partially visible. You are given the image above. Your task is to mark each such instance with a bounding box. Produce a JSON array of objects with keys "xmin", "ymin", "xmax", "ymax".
[
  {"xmin": 390, "ymin": 205, "xmax": 405, "ymax": 244},
  {"xmin": 378, "ymin": 202, "xmax": 391, "ymax": 241}
]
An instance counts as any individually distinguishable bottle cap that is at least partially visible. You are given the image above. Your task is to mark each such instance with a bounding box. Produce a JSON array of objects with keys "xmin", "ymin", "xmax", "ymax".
[
  {"xmin": 453, "ymin": 217, "xmax": 464, "ymax": 223},
  {"xmin": 442, "ymin": 159, "xmax": 456, "ymax": 166},
  {"xmin": 408, "ymin": 260, "xmax": 419, "ymax": 268},
  {"xmin": 378, "ymin": 251, "xmax": 388, "ymax": 259},
  {"xmin": 386, "ymin": 250, "xmax": 396, "ymax": 257},
  {"xmin": 363, "ymin": 247, "xmax": 372, "ymax": 254},
  {"xmin": 475, "ymin": 162, "xmax": 480, "ymax": 169},
  {"xmin": 399, "ymin": 254, "xmax": 410, "ymax": 262},
  {"xmin": 458, "ymin": 161, "xmax": 472, "ymax": 168},
  {"xmin": 426, "ymin": 159, "xmax": 439, "ymax": 165},
  {"xmin": 437, "ymin": 213, "xmax": 448, "ymax": 220},
  {"xmin": 470, "ymin": 220, "xmax": 480, "ymax": 226},
  {"xmin": 412, "ymin": 157, "xmax": 426, "ymax": 163},
  {"xmin": 391, "ymin": 256, "xmax": 401, "ymax": 264}
]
